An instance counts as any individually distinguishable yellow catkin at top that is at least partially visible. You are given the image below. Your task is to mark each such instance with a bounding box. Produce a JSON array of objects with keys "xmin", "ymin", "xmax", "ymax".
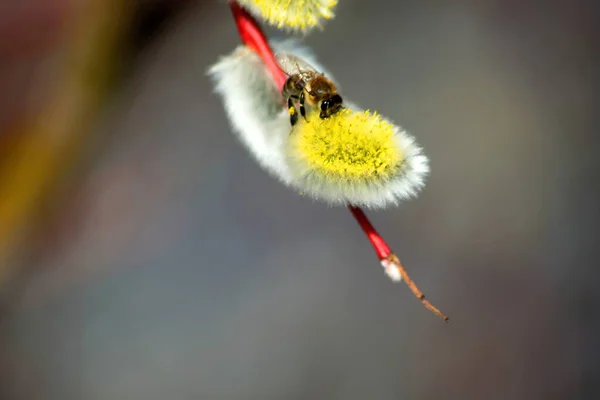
[
  {"xmin": 241, "ymin": 0, "xmax": 338, "ymax": 31},
  {"xmin": 289, "ymin": 108, "xmax": 404, "ymax": 183}
]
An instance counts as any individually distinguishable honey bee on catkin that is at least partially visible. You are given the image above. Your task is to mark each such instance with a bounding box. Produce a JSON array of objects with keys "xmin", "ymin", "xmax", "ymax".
[
  {"xmin": 276, "ymin": 52, "xmax": 344, "ymax": 126},
  {"xmin": 209, "ymin": 41, "xmax": 429, "ymax": 209}
]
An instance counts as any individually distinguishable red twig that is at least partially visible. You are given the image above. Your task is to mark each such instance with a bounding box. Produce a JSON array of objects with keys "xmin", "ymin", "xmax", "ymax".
[
  {"xmin": 347, "ymin": 205, "xmax": 391, "ymax": 259},
  {"xmin": 230, "ymin": 1, "xmax": 287, "ymax": 89},
  {"xmin": 228, "ymin": 0, "xmax": 448, "ymax": 322}
]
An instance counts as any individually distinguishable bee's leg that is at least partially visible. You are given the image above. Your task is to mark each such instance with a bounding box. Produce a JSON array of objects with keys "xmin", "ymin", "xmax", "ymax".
[
  {"xmin": 289, "ymin": 108, "xmax": 298, "ymax": 126},
  {"xmin": 299, "ymin": 91, "xmax": 308, "ymax": 122},
  {"xmin": 287, "ymin": 97, "xmax": 298, "ymax": 126}
]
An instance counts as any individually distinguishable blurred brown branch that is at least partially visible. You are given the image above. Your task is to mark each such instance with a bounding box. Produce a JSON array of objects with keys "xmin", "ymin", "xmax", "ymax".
[{"xmin": 0, "ymin": 1, "xmax": 131, "ymax": 281}]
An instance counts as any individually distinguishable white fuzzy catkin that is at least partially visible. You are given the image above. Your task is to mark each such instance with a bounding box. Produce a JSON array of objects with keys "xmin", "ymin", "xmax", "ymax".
[
  {"xmin": 207, "ymin": 40, "xmax": 429, "ymax": 208},
  {"xmin": 207, "ymin": 40, "xmax": 332, "ymax": 185}
]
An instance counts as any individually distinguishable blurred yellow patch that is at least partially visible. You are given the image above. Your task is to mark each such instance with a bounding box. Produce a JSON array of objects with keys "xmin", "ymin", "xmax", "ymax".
[
  {"xmin": 289, "ymin": 108, "xmax": 404, "ymax": 182},
  {"xmin": 0, "ymin": 0, "xmax": 128, "ymax": 274},
  {"xmin": 240, "ymin": 0, "xmax": 338, "ymax": 31}
]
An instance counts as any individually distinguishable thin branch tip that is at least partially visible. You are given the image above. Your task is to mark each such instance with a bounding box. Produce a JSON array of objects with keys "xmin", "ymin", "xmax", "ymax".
[{"xmin": 386, "ymin": 254, "xmax": 450, "ymax": 322}]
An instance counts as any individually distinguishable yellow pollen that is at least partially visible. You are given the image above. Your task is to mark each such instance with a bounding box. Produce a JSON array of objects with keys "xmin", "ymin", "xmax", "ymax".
[
  {"xmin": 242, "ymin": 0, "xmax": 338, "ymax": 31},
  {"xmin": 289, "ymin": 108, "xmax": 404, "ymax": 182}
]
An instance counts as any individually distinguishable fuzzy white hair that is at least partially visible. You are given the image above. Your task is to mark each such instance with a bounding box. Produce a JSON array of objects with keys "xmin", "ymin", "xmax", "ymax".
[{"xmin": 207, "ymin": 39, "xmax": 429, "ymax": 209}]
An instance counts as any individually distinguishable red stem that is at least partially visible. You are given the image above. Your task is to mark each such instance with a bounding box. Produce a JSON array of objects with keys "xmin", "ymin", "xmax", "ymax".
[
  {"xmin": 229, "ymin": 0, "xmax": 391, "ymax": 262},
  {"xmin": 347, "ymin": 205, "xmax": 391, "ymax": 259},
  {"xmin": 230, "ymin": 1, "xmax": 287, "ymax": 90}
]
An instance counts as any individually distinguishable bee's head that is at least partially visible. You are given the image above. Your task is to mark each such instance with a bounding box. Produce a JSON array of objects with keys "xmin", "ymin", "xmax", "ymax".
[{"xmin": 320, "ymin": 94, "xmax": 343, "ymax": 118}]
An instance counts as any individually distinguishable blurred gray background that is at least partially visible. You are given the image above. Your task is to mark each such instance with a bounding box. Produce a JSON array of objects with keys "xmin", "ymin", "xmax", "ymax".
[{"xmin": 1, "ymin": 0, "xmax": 598, "ymax": 398}]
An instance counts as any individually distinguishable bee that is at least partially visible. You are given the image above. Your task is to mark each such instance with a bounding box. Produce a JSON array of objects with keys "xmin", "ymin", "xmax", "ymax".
[{"xmin": 275, "ymin": 52, "xmax": 344, "ymax": 127}]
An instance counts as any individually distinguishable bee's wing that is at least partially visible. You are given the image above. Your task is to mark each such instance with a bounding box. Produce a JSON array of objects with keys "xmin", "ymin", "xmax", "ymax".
[{"xmin": 275, "ymin": 52, "xmax": 320, "ymax": 78}]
